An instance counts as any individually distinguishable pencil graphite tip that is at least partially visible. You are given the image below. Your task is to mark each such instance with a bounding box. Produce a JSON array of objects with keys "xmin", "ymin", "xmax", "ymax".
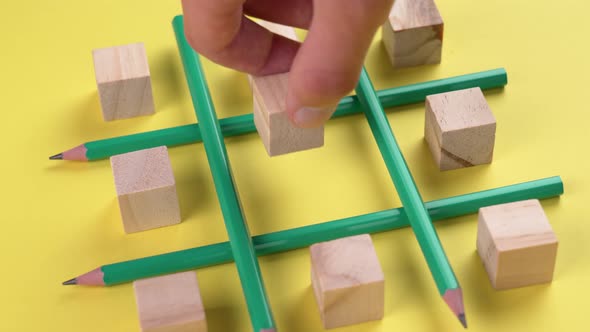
[
  {"xmin": 49, "ymin": 153, "xmax": 64, "ymax": 160},
  {"xmin": 62, "ymin": 278, "xmax": 77, "ymax": 285},
  {"xmin": 458, "ymin": 313, "xmax": 467, "ymax": 329},
  {"xmin": 442, "ymin": 288, "xmax": 466, "ymax": 328}
]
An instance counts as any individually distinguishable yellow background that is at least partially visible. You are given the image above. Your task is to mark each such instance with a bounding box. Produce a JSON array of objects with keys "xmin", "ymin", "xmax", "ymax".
[{"xmin": 1, "ymin": 1, "xmax": 588, "ymax": 331}]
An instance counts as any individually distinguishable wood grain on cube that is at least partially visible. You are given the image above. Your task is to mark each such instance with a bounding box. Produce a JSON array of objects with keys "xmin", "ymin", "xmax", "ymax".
[
  {"xmin": 92, "ymin": 42, "xmax": 155, "ymax": 121},
  {"xmin": 110, "ymin": 146, "xmax": 180, "ymax": 233},
  {"xmin": 382, "ymin": 0, "xmax": 443, "ymax": 68},
  {"xmin": 134, "ymin": 271, "xmax": 207, "ymax": 332},
  {"xmin": 250, "ymin": 21, "xmax": 324, "ymax": 156},
  {"xmin": 424, "ymin": 87, "xmax": 496, "ymax": 171},
  {"xmin": 477, "ymin": 199, "xmax": 558, "ymax": 290},
  {"xmin": 310, "ymin": 234, "xmax": 384, "ymax": 329}
]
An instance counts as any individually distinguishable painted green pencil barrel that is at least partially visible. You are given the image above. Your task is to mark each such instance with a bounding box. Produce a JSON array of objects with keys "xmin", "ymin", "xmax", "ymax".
[
  {"xmin": 173, "ymin": 16, "xmax": 275, "ymax": 331},
  {"xmin": 356, "ymin": 68, "xmax": 458, "ymax": 295},
  {"xmin": 101, "ymin": 176, "xmax": 563, "ymax": 285},
  {"xmin": 82, "ymin": 67, "xmax": 507, "ymax": 160}
]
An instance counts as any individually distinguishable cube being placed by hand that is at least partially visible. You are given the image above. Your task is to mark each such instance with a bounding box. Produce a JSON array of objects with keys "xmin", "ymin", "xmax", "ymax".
[
  {"xmin": 252, "ymin": 75, "xmax": 325, "ymax": 156},
  {"xmin": 92, "ymin": 42, "xmax": 155, "ymax": 121},
  {"xmin": 250, "ymin": 21, "xmax": 325, "ymax": 156},
  {"xmin": 477, "ymin": 199, "xmax": 558, "ymax": 290},
  {"xmin": 110, "ymin": 146, "xmax": 180, "ymax": 233},
  {"xmin": 424, "ymin": 87, "xmax": 496, "ymax": 171},
  {"xmin": 310, "ymin": 234, "xmax": 385, "ymax": 329}
]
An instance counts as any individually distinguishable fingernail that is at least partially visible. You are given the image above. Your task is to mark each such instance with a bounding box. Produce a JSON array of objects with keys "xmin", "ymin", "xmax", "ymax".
[{"xmin": 293, "ymin": 107, "xmax": 334, "ymax": 128}]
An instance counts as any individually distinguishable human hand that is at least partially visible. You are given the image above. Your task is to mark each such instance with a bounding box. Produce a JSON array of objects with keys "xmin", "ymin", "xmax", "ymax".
[{"xmin": 181, "ymin": 0, "xmax": 394, "ymax": 128}]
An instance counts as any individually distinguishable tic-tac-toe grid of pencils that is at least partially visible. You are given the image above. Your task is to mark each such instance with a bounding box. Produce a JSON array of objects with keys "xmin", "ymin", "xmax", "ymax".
[{"xmin": 52, "ymin": 9, "xmax": 564, "ymax": 332}]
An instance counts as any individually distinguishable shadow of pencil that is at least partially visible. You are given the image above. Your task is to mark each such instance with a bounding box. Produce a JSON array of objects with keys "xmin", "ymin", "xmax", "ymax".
[
  {"xmin": 483, "ymin": 87, "xmax": 506, "ymax": 97},
  {"xmin": 44, "ymin": 156, "xmax": 109, "ymax": 172}
]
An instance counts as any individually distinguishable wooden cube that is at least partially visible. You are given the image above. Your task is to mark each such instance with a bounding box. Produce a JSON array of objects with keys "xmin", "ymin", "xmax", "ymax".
[
  {"xmin": 250, "ymin": 21, "xmax": 324, "ymax": 156},
  {"xmin": 382, "ymin": 0, "xmax": 444, "ymax": 68},
  {"xmin": 310, "ymin": 234, "xmax": 385, "ymax": 329},
  {"xmin": 134, "ymin": 271, "xmax": 207, "ymax": 332},
  {"xmin": 110, "ymin": 146, "xmax": 180, "ymax": 233},
  {"xmin": 92, "ymin": 42, "xmax": 155, "ymax": 121},
  {"xmin": 424, "ymin": 87, "xmax": 496, "ymax": 171},
  {"xmin": 477, "ymin": 199, "xmax": 558, "ymax": 290}
]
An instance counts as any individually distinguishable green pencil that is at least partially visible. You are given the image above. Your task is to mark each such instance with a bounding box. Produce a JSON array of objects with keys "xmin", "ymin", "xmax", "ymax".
[
  {"xmin": 172, "ymin": 16, "xmax": 275, "ymax": 332},
  {"xmin": 50, "ymin": 69, "xmax": 507, "ymax": 161},
  {"xmin": 356, "ymin": 67, "xmax": 467, "ymax": 328},
  {"xmin": 64, "ymin": 176, "xmax": 563, "ymax": 286}
]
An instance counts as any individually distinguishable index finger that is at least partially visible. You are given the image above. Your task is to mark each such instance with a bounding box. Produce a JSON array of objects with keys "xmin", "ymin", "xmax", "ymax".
[{"xmin": 181, "ymin": 0, "xmax": 300, "ymax": 75}]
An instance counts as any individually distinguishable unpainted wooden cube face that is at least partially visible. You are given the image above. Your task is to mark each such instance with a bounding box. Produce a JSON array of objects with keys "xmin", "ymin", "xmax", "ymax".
[{"xmin": 477, "ymin": 200, "xmax": 558, "ymax": 290}]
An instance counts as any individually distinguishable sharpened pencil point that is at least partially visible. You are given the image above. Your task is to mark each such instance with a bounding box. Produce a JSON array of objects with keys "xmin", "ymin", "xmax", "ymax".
[
  {"xmin": 458, "ymin": 313, "xmax": 467, "ymax": 328},
  {"xmin": 443, "ymin": 288, "xmax": 467, "ymax": 328},
  {"xmin": 62, "ymin": 278, "xmax": 77, "ymax": 285},
  {"xmin": 49, "ymin": 153, "xmax": 64, "ymax": 160}
]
